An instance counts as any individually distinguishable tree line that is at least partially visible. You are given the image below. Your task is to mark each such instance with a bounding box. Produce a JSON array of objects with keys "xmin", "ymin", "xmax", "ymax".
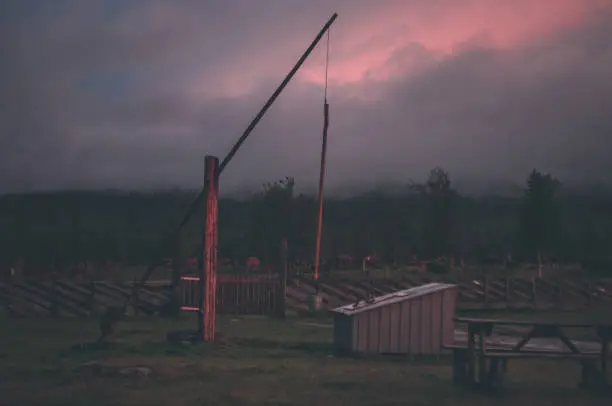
[{"xmin": 0, "ymin": 168, "xmax": 611, "ymax": 275}]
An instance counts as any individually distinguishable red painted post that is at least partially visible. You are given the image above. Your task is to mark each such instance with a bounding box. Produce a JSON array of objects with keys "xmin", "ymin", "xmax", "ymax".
[{"xmin": 200, "ymin": 155, "xmax": 219, "ymax": 342}]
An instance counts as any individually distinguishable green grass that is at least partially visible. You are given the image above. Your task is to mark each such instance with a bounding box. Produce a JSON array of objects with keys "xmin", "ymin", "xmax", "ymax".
[{"xmin": 0, "ymin": 314, "xmax": 609, "ymax": 406}]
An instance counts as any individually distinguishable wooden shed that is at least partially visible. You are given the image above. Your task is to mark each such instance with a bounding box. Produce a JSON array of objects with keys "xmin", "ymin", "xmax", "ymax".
[{"xmin": 330, "ymin": 283, "xmax": 458, "ymax": 355}]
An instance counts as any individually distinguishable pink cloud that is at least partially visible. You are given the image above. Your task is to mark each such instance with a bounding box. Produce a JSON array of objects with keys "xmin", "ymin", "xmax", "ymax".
[
  {"xmin": 171, "ymin": 1, "xmax": 607, "ymax": 100},
  {"xmin": 4, "ymin": 0, "xmax": 612, "ymax": 192},
  {"xmin": 296, "ymin": 0, "xmax": 605, "ymax": 87}
]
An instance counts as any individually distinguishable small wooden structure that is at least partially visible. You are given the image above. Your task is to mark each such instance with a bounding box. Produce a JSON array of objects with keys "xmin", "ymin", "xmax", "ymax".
[
  {"xmin": 330, "ymin": 283, "xmax": 458, "ymax": 355},
  {"xmin": 448, "ymin": 316, "xmax": 612, "ymax": 391}
]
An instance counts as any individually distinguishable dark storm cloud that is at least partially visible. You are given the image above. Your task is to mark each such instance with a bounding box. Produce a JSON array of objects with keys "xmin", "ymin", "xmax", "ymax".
[
  {"xmin": 1, "ymin": 1, "xmax": 611, "ymax": 194},
  {"xmin": 376, "ymin": 11, "xmax": 612, "ymax": 184}
]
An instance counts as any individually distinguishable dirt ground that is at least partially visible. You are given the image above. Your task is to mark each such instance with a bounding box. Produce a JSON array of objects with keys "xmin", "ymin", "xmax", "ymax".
[{"xmin": 0, "ymin": 314, "xmax": 609, "ymax": 406}]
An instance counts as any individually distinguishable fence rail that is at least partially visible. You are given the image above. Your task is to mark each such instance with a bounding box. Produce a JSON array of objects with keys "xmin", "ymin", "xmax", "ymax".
[
  {"xmin": 1, "ymin": 273, "xmax": 611, "ymax": 318},
  {"xmin": 179, "ymin": 273, "xmax": 280, "ymax": 315},
  {"xmin": 286, "ymin": 274, "xmax": 612, "ymax": 312}
]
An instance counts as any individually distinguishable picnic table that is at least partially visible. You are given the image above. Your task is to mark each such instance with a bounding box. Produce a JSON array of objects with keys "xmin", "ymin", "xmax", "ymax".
[{"xmin": 445, "ymin": 315, "xmax": 612, "ymax": 391}]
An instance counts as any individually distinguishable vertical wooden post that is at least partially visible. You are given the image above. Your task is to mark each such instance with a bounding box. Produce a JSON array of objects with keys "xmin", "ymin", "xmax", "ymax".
[
  {"xmin": 88, "ymin": 278, "xmax": 96, "ymax": 313},
  {"xmin": 504, "ymin": 274, "xmax": 510, "ymax": 305},
  {"xmin": 200, "ymin": 155, "xmax": 219, "ymax": 342},
  {"xmin": 531, "ymin": 276, "xmax": 538, "ymax": 308},
  {"xmin": 483, "ymin": 275, "xmax": 489, "ymax": 308},
  {"xmin": 171, "ymin": 242, "xmax": 183, "ymax": 318},
  {"xmin": 313, "ymin": 101, "xmax": 330, "ymax": 286},
  {"xmin": 276, "ymin": 238, "xmax": 288, "ymax": 318},
  {"xmin": 586, "ymin": 279, "xmax": 593, "ymax": 308},
  {"xmin": 131, "ymin": 276, "xmax": 140, "ymax": 317},
  {"xmin": 6, "ymin": 269, "xmax": 14, "ymax": 316},
  {"xmin": 51, "ymin": 272, "xmax": 58, "ymax": 318}
]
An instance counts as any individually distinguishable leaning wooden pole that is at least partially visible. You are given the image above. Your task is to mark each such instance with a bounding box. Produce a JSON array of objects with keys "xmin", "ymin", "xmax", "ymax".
[
  {"xmin": 218, "ymin": 13, "xmax": 338, "ymax": 175},
  {"xmin": 101, "ymin": 14, "xmax": 339, "ymax": 344},
  {"xmin": 125, "ymin": 13, "xmax": 339, "ymax": 300},
  {"xmin": 199, "ymin": 155, "xmax": 219, "ymax": 342}
]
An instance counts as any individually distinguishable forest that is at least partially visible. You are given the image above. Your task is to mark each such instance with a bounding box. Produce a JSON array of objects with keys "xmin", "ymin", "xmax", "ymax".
[{"xmin": 0, "ymin": 168, "xmax": 611, "ymax": 274}]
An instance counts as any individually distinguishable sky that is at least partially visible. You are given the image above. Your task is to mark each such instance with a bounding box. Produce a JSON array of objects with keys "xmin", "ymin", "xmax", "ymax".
[{"xmin": 2, "ymin": 0, "xmax": 612, "ymax": 195}]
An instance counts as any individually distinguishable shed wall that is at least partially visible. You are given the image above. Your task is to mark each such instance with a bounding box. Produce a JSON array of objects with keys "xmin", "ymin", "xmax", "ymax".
[
  {"xmin": 347, "ymin": 285, "xmax": 458, "ymax": 355},
  {"xmin": 332, "ymin": 313, "xmax": 353, "ymax": 352}
]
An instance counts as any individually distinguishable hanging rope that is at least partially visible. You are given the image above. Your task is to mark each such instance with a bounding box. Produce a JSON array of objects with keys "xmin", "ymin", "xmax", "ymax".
[{"xmin": 313, "ymin": 28, "xmax": 331, "ymax": 295}]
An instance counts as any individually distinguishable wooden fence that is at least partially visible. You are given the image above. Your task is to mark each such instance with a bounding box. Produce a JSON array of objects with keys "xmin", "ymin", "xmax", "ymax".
[
  {"xmin": 0, "ymin": 273, "xmax": 285, "ymax": 318},
  {"xmin": 1, "ymin": 273, "xmax": 611, "ymax": 318},
  {"xmin": 0, "ymin": 278, "xmax": 169, "ymax": 317},
  {"xmin": 179, "ymin": 274, "xmax": 282, "ymax": 316},
  {"xmin": 285, "ymin": 274, "xmax": 612, "ymax": 312}
]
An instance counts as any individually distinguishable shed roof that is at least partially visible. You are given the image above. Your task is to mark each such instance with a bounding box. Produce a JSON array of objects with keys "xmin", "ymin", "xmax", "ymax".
[{"xmin": 329, "ymin": 282, "xmax": 457, "ymax": 316}]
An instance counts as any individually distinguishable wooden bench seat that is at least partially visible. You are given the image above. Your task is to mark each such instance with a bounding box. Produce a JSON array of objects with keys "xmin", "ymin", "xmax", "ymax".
[
  {"xmin": 443, "ymin": 343, "xmax": 602, "ymax": 357},
  {"xmin": 484, "ymin": 351, "xmax": 600, "ymax": 359}
]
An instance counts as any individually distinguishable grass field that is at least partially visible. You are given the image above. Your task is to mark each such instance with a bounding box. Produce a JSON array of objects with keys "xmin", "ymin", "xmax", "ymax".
[{"xmin": 0, "ymin": 314, "xmax": 609, "ymax": 406}]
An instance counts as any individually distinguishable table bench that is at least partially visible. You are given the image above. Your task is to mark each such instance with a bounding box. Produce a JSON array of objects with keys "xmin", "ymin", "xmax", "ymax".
[{"xmin": 446, "ymin": 316, "xmax": 612, "ymax": 391}]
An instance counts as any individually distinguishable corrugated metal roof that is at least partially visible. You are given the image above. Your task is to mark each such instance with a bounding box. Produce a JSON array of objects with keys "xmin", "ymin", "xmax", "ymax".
[{"xmin": 329, "ymin": 282, "xmax": 457, "ymax": 316}]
